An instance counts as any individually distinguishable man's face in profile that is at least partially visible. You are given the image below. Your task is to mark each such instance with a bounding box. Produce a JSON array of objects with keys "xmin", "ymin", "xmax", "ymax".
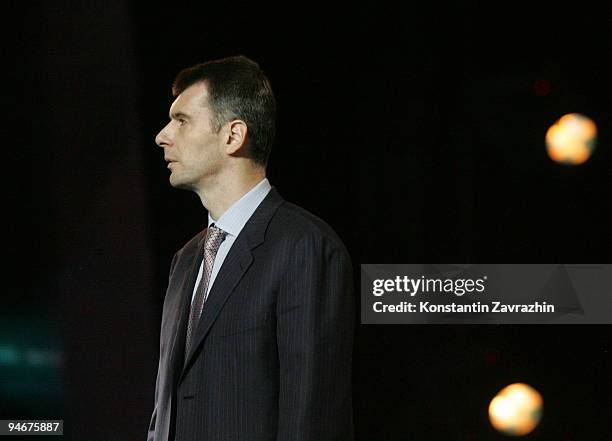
[{"xmin": 155, "ymin": 82, "xmax": 224, "ymax": 191}]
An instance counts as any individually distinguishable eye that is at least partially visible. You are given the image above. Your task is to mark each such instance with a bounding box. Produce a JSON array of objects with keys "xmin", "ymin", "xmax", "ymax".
[{"xmin": 178, "ymin": 118, "xmax": 187, "ymax": 126}]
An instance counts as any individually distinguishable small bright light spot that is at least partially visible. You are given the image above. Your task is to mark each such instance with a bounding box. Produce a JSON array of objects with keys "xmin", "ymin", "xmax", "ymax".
[
  {"xmin": 546, "ymin": 113, "xmax": 597, "ymax": 165},
  {"xmin": 489, "ymin": 383, "xmax": 543, "ymax": 436}
]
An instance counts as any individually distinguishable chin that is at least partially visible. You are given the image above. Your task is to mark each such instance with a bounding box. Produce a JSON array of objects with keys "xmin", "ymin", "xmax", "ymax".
[
  {"xmin": 168, "ymin": 174, "xmax": 182, "ymax": 188},
  {"xmin": 169, "ymin": 175, "xmax": 196, "ymax": 191}
]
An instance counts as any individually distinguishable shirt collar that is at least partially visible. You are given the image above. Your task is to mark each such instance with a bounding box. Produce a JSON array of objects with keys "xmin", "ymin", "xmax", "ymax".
[{"xmin": 207, "ymin": 178, "xmax": 272, "ymax": 237}]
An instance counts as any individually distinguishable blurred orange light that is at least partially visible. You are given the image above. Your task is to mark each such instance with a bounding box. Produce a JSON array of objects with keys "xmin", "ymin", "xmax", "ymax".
[
  {"xmin": 489, "ymin": 383, "xmax": 543, "ymax": 436},
  {"xmin": 546, "ymin": 113, "xmax": 597, "ymax": 165}
]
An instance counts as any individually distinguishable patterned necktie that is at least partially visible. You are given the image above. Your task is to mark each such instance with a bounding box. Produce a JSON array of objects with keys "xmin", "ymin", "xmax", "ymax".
[{"xmin": 184, "ymin": 224, "xmax": 227, "ymax": 363}]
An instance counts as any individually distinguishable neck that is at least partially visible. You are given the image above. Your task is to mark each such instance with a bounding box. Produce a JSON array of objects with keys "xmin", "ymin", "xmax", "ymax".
[{"xmin": 196, "ymin": 167, "xmax": 266, "ymax": 220}]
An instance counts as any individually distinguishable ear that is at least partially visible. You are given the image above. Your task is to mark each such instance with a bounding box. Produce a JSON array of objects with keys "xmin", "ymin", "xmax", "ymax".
[{"xmin": 224, "ymin": 119, "xmax": 248, "ymax": 155}]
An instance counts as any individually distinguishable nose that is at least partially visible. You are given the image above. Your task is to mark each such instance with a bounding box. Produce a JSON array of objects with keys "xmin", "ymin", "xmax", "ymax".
[{"xmin": 155, "ymin": 124, "xmax": 172, "ymax": 148}]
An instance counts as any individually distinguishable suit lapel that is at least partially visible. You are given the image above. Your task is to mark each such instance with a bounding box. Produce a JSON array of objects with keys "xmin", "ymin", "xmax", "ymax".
[
  {"xmin": 168, "ymin": 231, "xmax": 206, "ymax": 391},
  {"xmin": 173, "ymin": 187, "xmax": 285, "ymax": 386},
  {"xmin": 178, "ymin": 237, "xmax": 253, "ymax": 383}
]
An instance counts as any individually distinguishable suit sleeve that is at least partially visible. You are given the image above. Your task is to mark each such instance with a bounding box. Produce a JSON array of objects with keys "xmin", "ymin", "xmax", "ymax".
[
  {"xmin": 146, "ymin": 352, "xmax": 162, "ymax": 441},
  {"xmin": 276, "ymin": 233, "xmax": 355, "ymax": 441},
  {"xmin": 147, "ymin": 251, "xmax": 180, "ymax": 441}
]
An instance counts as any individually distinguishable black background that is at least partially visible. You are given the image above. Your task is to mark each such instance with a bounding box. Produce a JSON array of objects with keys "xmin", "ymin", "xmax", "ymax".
[{"xmin": 7, "ymin": 1, "xmax": 611, "ymax": 440}]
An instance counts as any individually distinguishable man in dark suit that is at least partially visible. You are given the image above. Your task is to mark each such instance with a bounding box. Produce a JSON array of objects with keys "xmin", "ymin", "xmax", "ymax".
[{"xmin": 148, "ymin": 55, "xmax": 355, "ymax": 441}]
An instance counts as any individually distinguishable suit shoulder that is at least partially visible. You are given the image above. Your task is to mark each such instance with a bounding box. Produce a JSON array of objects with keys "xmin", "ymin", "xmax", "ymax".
[{"xmin": 270, "ymin": 201, "xmax": 350, "ymax": 257}]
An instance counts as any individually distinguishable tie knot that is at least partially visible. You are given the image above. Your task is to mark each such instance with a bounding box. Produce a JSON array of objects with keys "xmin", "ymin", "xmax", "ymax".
[{"xmin": 204, "ymin": 225, "xmax": 226, "ymax": 252}]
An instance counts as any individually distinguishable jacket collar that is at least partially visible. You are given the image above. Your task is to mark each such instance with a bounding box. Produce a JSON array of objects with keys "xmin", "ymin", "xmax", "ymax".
[{"xmin": 196, "ymin": 185, "xmax": 284, "ymax": 252}]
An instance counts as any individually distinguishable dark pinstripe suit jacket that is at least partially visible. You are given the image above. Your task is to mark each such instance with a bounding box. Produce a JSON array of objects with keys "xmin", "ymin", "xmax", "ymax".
[{"xmin": 147, "ymin": 187, "xmax": 355, "ymax": 441}]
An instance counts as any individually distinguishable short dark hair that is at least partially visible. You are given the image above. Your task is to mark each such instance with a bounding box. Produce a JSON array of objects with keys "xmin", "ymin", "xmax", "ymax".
[{"xmin": 172, "ymin": 55, "xmax": 276, "ymax": 167}]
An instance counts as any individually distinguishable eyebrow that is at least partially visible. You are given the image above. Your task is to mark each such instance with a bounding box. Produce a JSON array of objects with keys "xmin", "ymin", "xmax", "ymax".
[{"xmin": 169, "ymin": 111, "xmax": 191, "ymax": 120}]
